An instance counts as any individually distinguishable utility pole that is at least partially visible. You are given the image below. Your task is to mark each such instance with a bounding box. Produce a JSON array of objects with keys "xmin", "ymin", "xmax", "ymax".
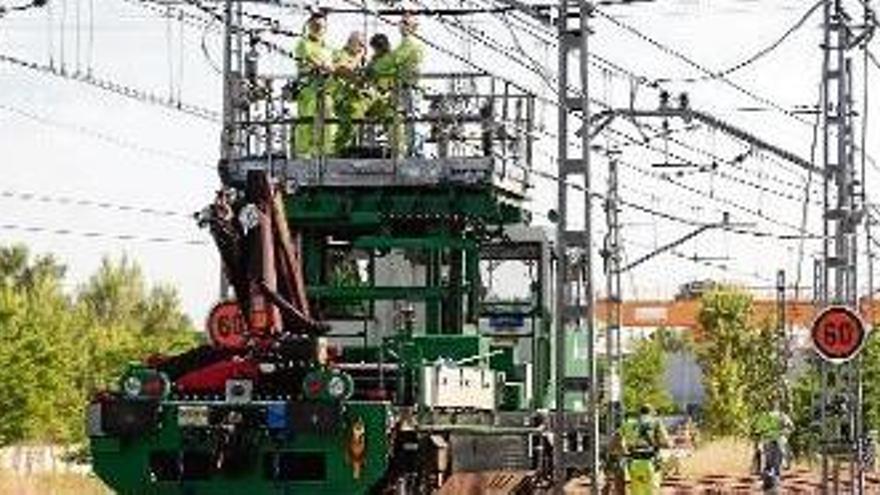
[
  {"xmin": 220, "ymin": 0, "xmax": 239, "ymax": 167},
  {"xmin": 604, "ymin": 152, "xmax": 623, "ymax": 437},
  {"xmin": 818, "ymin": 0, "xmax": 866, "ymax": 491},
  {"xmin": 553, "ymin": 0, "xmax": 597, "ymax": 492},
  {"xmin": 218, "ymin": 0, "xmax": 244, "ymax": 299},
  {"xmin": 776, "ymin": 270, "xmax": 788, "ymax": 411}
]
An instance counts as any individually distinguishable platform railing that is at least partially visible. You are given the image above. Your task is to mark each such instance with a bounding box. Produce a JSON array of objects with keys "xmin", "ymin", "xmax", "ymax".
[{"xmin": 225, "ymin": 72, "xmax": 535, "ymax": 193}]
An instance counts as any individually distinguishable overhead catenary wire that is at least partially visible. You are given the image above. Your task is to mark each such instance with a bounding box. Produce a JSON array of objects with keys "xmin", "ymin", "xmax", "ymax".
[
  {"xmin": 60, "ymin": 0, "xmax": 66, "ymax": 73},
  {"xmin": 0, "ymin": 222, "xmax": 210, "ymax": 246},
  {"xmin": 670, "ymin": 0, "xmax": 826, "ymax": 81},
  {"xmin": 591, "ymin": 5, "xmax": 815, "ymax": 128},
  {"xmin": 87, "ymin": 0, "xmax": 94, "ymax": 75},
  {"xmin": 0, "ymin": 101, "xmax": 213, "ymax": 169},
  {"xmin": 414, "ymin": 0, "xmax": 820, "ymax": 204},
  {"xmin": 0, "ymin": 52, "xmax": 221, "ymax": 121},
  {"xmin": 0, "ymin": 188, "xmax": 194, "ymax": 220},
  {"xmin": 22, "ymin": 0, "xmax": 832, "ymax": 264}
]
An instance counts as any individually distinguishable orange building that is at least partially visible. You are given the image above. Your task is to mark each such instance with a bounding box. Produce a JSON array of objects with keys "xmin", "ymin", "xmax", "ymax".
[{"xmin": 594, "ymin": 298, "xmax": 878, "ymax": 331}]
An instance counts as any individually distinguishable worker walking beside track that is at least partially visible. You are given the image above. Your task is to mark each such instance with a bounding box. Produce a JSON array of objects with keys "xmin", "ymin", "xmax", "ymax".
[
  {"xmin": 608, "ymin": 404, "xmax": 670, "ymax": 495},
  {"xmin": 293, "ymin": 11, "xmax": 335, "ymax": 158},
  {"xmin": 751, "ymin": 408, "xmax": 793, "ymax": 492}
]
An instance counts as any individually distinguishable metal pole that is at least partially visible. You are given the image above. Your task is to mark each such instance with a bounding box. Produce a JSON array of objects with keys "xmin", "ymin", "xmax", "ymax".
[
  {"xmin": 554, "ymin": 2, "xmax": 595, "ymax": 491},
  {"xmin": 579, "ymin": 3, "xmax": 598, "ymax": 492},
  {"xmin": 218, "ymin": 0, "xmax": 235, "ymax": 300},
  {"xmin": 776, "ymin": 270, "xmax": 787, "ymax": 410},
  {"xmin": 820, "ymin": 0, "xmax": 863, "ymax": 490},
  {"xmin": 220, "ymin": 0, "xmax": 234, "ymax": 165},
  {"xmin": 605, "ymin": 154, "xmax": 622, "ymax": 439},
  {"xmin": 552, "ymin": 0, "xmax": 570, "ymax": 488}
]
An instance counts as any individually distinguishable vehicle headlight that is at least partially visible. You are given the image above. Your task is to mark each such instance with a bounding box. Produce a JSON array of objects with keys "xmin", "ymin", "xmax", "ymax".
[
  {"xmin": 327, "ymin": 375, "xmax": 347, "ymax": 399},
  {"xmin": 123, "ymin": 376, "xmax": 142, "ymax": 398}
]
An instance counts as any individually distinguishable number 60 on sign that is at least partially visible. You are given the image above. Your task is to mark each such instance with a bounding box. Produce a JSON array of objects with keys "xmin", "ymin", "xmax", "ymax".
[{"xmin": 811, "ymin": 306, "xmax": 867, "ymax": 363}]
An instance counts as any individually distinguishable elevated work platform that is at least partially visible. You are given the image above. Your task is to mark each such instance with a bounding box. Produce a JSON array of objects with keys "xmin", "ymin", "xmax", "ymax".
[{"xmin": 229, "ymin": 156, "xmax": 527, "ymax": 198}]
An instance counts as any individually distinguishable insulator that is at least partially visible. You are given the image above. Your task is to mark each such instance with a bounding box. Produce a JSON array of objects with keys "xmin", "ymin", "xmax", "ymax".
[{"xmin": 245, "ymin": 48, "xmax": 259, "ymax": 81}]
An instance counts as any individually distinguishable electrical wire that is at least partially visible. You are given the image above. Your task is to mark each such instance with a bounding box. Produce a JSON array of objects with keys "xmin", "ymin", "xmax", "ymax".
[
  {"xmin": 60, "ymin": 0, "xmax": 66, "ymax": 73},
  {"xmin": 0, "ymin": 188, "xmax": 193, "ymax": 219},
  {"xmin": 87, "ymin": 0, "xmax": 94, "ymax": 75},
  {"xmin": 0, "ymin": 102, "xmax": 213, "ymax": 169},
  {"xmin": 0, "ymin": 52, "xmax": 220, "ymax": 121},
  {"xmin": 623, "ymin": 236, "xmax": 775, "ymax": 283},
  {"xmin": 414, "ymin": 0, "xmax": 819, "ymax": 205},
  {"xmin": 674, "ymin": 0, "xmax": 825, "ymax": 81},
  {"xmin": 794, "ymin": 85, "xmax": 822, "ymax": 299},
  {"xmin": 592, "ymin": 5, "xmax": 816, "ymax": 128},
  {"xmin": 91, "ymin": 0, "xmax": 825, "ymax": 245},
  {"xmin": 0, "ymin": 222, "xmax": 209, "ymax": 246},
  {"xmin": 75, "ymin": 0, "xmax": 81, "ymax": 74}
]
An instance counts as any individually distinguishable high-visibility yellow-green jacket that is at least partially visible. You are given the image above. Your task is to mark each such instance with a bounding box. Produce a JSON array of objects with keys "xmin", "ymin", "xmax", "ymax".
[
  {"xmin": 295, "ymin": 36, "xmax": 332, "ymax": 79},
  {"xmin": 617, "ymin": 415, "xmax": 670, "ymax": 458},
  {"xmin": 293, "ymin": 35, "xmax": 334, "ymax": 157},
  {"xmin": 366, "ymin": 52, "xmax": 398, "ymax": 93},
  {"xmin": 751, "ymin": 411, "xmax": 793, "ymax": 443},
  {"xmin": 332, "ymin": 49, "xmax": 367, "ymax": 115},
  {"xmin": 393, "ymin": 34, "xmax": 423, "ymax": 86}
]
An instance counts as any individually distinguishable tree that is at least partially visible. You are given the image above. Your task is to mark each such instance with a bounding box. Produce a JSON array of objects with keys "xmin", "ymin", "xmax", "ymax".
[
  {"xmin": 0, "ymin": 245, "xmax": 65, "ymax": 291},
  {"xmin": 623, "ymin": 329, "xmax": 675, "ymax": 414},
  {"xmin": 0, "ymin": 247, "xmax": 80, "ymax": 444},
  {"xmin": 697, "ymin": 287, "xmax": 773, "ymax": 435},
  {"xmin": 78, "ymin": 256, "xmax": 148, "ymax": 326},
  {"xmin": 75, "ymin": 255, "xmax": 199, "ymax": 394},
  {"xmin": 788, "ymin": 363, "xmax": 821, "ymax": 458},
  {"xmin": 0, "ymin": 247, "xmax": 199, "ymax": 445}
]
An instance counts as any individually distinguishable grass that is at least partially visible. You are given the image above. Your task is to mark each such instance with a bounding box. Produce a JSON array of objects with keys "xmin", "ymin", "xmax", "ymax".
[
  {"xmin": 676, "ymin": 437, "xmax": 754, "ymax": 478},
  {"xmin": 0, "ymin": 469, "xmax": 110, "ymax": 495}
]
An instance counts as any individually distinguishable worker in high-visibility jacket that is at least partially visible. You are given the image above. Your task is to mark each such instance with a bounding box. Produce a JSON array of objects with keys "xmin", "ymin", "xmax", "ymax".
[
  {"xmin": 608, "ymin": 404, "xmax": 670, "ymax": 495},
  {"xmin": 293, "ymin": 12, "xmax": 334, "ymax": 158},
  {"xmin": 331, "ymin": 31, "xmax": 368, "ymax": 155},
  {"xmin": 365, "ymin": 33, "xmax": 399, "ymax": 154},
  {"xmin": 750, "ymin": 407, "xmax": 793, "ymax": 489},
  {"xmin": 392, "ymin": 12, "xmax": 423, "ymax": 156}
]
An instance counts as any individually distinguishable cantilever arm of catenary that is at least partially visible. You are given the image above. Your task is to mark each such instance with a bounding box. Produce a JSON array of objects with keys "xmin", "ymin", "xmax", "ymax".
[{"xmin": 588, "ymin": 107, "xmax": 820, "ymax": 175}]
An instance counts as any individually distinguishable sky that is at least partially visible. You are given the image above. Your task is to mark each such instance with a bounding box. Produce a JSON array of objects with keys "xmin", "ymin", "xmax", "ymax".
[{"xmin": 0, "ymin": 0, "xmax": 877, "ymax": 324}]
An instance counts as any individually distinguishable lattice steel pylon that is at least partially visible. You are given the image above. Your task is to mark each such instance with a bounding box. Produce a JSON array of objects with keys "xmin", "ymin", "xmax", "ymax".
[
  {"xmin": 552, "ymin": 0, "xmax": 598, "ymax": 492},
  {"xmin": 218, "ymin": 0, "xmax": 245, "ymax": 298},
  {"xmin": 604, "ymin": 153, "xmax": 623, "ymax": 437},
  {"xmin": 818, "ymin": 0, "xmax": 866, "ymax": 492}
]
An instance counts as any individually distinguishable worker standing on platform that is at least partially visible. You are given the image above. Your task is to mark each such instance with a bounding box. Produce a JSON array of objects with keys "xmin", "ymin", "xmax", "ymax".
[
  {"xmin": 392, "ymin": 12, "xmax": 424, "ymax": 156},
  {"xmin": 332, "ymin": 31, "xmax": 368, "ymax": 155},
  {"xmin": 365, "ymin": 33, "xmax": 398, "ymax": 154},
  {"xmin": 293, "ymin": 11, "xmax": 334, "ymax": 158},
  {"xmin": 609, "ymin": 404, "xmax": 670, "ymax": 495}
]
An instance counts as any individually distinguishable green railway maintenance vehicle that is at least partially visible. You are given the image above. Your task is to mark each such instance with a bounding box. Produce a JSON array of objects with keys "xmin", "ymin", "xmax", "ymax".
[{"xmin": 87, "ymin": 5, "xmax": 594, "ymax": 494}]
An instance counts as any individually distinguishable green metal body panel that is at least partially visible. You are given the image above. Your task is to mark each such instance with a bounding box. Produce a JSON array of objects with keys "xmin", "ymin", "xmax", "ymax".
[
  {"xmin": 291, "ymin": 186, "xmax": 515, "ymax": 335},
  {"xmin": 501, "ymin": 383, "xmax": 525, "ymax": 410},
  {"xmin": 391, "ymin": 334, "xmax": 486, "ymax": 367},
  {"xmin": 91, "ymin": 401, "xmax": 391, "ymax": 495},
  {"xmin": 90, "ymin": 180, "xmax": 556, "ymax": 492},
  {"xmin": 287, "ymin": 186, "xmax": 523, "ymax": 230}
]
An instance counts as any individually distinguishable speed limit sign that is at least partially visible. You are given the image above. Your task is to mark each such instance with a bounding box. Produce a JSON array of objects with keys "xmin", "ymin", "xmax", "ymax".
[{"xmin": 811, "ymin": 306, "xmax": 867, "ymax": 363}]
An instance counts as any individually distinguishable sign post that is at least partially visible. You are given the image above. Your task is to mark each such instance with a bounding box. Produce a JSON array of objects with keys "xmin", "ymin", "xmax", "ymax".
[{"xmin": 811, "ymin": 306, "xmax": 867, "ymax": 363}]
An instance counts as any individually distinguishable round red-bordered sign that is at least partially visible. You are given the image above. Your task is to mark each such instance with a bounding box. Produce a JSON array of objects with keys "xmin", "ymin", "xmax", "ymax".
[
  {"xmin": 206, "ymin": 300, "xmax": 247, "ymax": 350},
  {"xmin": 811, "ymin": 305, "xmax": 867, "ymax": 363}
]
